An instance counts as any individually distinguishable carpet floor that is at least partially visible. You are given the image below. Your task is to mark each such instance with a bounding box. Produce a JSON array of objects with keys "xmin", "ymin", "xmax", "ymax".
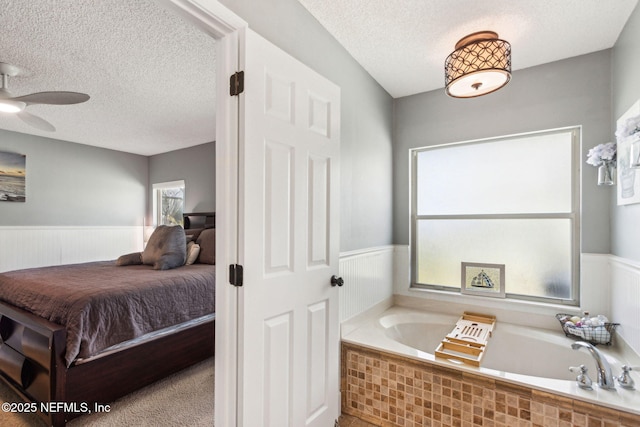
[{"xmin": 0, "ymin": 357, "xmax": 214, "ymax": 427}]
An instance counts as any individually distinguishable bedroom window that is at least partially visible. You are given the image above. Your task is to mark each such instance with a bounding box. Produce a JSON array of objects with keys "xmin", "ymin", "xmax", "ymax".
[
  {"xmin": 410, "ymin": 127, "xmax": 580, "ymax": 305},
  {"xmin": 153, "ymin": 180, "xmax": 185, "ymax": 226}
]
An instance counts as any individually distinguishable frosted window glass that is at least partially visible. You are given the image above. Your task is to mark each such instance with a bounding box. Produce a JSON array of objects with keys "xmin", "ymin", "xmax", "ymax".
[
  {"xmin": 416, "ymin": 219, "xmax": 572, "ymax": 299},
  {"xmin": 416, "ymin": 131, "xmax": 573, "ymax": 215}
]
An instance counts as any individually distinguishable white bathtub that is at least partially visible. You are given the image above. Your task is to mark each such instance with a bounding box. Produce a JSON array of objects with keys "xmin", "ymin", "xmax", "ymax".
[{"xmin": 342, "ymin": 306, "xmax": 640, "ymax": 416}]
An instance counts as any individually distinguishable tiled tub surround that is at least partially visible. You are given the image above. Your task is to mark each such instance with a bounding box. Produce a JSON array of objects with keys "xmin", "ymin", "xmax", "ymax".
[{"xmin": 341, "ymin": 307, "xmax": 640, "ymax": 426}]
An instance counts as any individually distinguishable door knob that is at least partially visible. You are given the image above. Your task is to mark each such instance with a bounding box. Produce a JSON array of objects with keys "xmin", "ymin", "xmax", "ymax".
[{"xmin": 330, "ymin": 275, "xmax": 344, "ymax": 287}]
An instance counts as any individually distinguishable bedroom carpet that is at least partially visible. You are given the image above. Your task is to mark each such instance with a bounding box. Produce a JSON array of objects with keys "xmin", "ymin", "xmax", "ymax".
[{"xmin": 0, "ymin": 357, "xmax": 214, "ymax": 426}]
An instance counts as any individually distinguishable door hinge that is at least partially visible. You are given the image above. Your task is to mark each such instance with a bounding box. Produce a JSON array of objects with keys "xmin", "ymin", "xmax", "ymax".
[
  {"xmin": 230, "ymin": 71, "xmax": 244, "ymax": 96},
  {"xmin": 229, "ymin": 264, "xmax": 244, "ymax": 287}
]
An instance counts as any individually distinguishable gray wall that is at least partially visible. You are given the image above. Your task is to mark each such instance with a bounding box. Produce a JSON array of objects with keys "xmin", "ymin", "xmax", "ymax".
[
  {"xmin": 392, "ymin": 50, "xmax": 613, "ymax": 254},
  {"xmin": 149, "ymin": 142, "xmax": 216, "ymax": 215},
  {"xmin": 612, "ymin": 3, "xmax": 640, "ymax": 262},
  {"xmin": 0, "ymin": 129, "xmax": 147, "ymax": 226},
  {"xmin": 220, "ymin": 0, "xmax": 394, "ymax": 252},
  {"xmin": 0, "ymin": 131, "xmax": 216, "ymax": 228}
]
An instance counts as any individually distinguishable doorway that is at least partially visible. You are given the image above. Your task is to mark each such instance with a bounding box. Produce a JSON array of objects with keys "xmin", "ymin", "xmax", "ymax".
[
  {"xmin": 163, "ymin": 3, "xmax": 343, "ymax": 426},
  {"xmin": 158, "ymin": 1, "xmax": 244, "ymax": 426}
]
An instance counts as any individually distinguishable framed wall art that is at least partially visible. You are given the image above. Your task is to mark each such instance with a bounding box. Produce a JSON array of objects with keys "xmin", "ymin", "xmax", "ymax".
[
  {"xmin": 0, "ymin": 150, "xmax": 26, "ymax": 202},
  {"xmin": 616, "ymin": 99, "xmax": 640, "ymax": 206},
  {"xmin": 461, "ymin": 262, "xmax": 505, "ymax": 298}
]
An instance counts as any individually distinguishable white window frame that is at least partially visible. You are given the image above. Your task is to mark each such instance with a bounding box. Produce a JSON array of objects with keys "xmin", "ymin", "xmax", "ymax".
[
  {"xmin": 410, "ymin": 127, "xmax": 581, "ymax": 305},
  {"xmin": 152, "ymin": 180, "xmax": 186, "ymax": 227}
]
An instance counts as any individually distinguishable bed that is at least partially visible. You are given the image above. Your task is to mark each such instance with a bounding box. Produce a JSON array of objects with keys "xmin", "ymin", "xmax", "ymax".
[{"xmin": 0, "ymin": 223, "xmax": 215, "ymax": 426}]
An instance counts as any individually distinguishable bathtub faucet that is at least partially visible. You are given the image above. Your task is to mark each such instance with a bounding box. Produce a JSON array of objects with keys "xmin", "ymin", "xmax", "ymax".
[{"xmin": 571, "ymin": 341, "xmax": 615, "ymax": 390}]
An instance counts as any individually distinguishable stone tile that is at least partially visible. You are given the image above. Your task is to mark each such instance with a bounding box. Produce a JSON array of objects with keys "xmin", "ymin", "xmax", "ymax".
[{"xmin": 342, "ymin": 342, "xmax": 640, "ymax": 427}]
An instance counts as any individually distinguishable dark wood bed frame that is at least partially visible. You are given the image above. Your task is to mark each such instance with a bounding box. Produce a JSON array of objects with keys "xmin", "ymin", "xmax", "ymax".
[{"xmin": 0, "ymin": 301, "xmax": 214, "ymax": 426}]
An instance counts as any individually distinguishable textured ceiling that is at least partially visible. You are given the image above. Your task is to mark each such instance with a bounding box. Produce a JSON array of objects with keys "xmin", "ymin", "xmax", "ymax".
[
  {"xmin": 3, "ymin": 1, "xmax": 637, "ymax": 155},
  {"xmin": 297, "ymin": 0, "xmax": 639, "ymax": 98},
  {"xmin": 0, "ymin": 0, "xmax": 216, "ymax": 156}
]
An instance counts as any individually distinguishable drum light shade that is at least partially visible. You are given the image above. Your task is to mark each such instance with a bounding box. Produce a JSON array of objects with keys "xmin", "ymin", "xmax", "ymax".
[{"xmin": 445, "ymin": 31, "xmax": 511, "ymax": 98}]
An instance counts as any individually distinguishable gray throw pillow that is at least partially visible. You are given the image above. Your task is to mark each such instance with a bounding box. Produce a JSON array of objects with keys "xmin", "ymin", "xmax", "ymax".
[{"xmin": 142, "ymin": 225, "xmax": 187, "ymax": 270}]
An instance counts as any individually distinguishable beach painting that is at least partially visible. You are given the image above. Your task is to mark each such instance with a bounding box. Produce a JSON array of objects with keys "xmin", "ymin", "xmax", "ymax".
[{"xmin": 0, "ymin": 150, "xmax": 26, "ymax": 202}]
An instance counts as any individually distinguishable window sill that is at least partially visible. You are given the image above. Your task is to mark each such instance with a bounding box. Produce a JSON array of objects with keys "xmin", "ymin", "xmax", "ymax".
[{"xmin": 397, "ymin": 286, "xmax": 582, "ymax": 331}]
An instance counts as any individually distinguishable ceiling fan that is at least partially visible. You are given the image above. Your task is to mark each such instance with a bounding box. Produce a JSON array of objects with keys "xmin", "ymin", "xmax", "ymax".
[{"xmin": 0, "ymin": 62, "xmax": 90, "ymax": 132}]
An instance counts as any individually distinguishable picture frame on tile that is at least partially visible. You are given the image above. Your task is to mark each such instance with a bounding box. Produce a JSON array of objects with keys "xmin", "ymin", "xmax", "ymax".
[{"xmin": 461, "ymin": 262, "xmax": 505, "ymax": 298}]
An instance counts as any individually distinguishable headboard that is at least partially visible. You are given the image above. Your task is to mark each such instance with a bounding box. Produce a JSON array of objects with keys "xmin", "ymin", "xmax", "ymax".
[{"xmin": 182, "ymin": 212, "xmax": 215, "ymax": 230}]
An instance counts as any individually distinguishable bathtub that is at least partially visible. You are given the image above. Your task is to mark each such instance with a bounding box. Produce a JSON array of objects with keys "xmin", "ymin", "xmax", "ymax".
[{"xmin": 342, "ymin": 306, "xmax": 640, "ymax": 419}]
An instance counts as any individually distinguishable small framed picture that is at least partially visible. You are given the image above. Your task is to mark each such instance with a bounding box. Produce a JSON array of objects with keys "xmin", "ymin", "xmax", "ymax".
[{"xmin": 461, "ymin": 262, "xmax": 505, "ymax": 298}]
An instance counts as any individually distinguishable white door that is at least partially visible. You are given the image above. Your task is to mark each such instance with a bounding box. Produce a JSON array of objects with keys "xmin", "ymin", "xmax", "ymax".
[{"xmin": 238, "ymin": 29, "xmax": 341, "ymax": 427}]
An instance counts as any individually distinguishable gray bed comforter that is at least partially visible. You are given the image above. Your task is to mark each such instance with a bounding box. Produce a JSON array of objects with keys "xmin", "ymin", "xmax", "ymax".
[{"xmin": 0, "ymin": 261, "xmax": 215, "ymax": 366}]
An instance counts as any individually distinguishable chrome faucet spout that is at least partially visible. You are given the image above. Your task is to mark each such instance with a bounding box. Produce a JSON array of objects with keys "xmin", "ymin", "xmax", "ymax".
[{"xmin": 571, "ymin": 341, "xmax": 615, "ymax": 389}]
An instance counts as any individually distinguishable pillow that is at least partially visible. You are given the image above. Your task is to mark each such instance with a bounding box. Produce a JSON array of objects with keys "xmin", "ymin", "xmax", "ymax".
[
  {"xmin": 185, "ymin": 227, "xmax": 204, "ymax": 242},
  {"xmin": 185, "ymin": 242, "xmax": 201, "ymax": 265},
  {"xmin": 196, "ymin": 228, "xmax": 215, "ymax": 264},
  {"xmin": 142, "ymin": 225, "xmax": 187, "ymax": 270},
  {"xmin": 116, "ymin": 252, "xmax": 143, "ymax": 266}
]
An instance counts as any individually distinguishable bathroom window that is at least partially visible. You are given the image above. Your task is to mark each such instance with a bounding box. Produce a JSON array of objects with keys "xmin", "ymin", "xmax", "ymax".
[
  {"xmin": 153, "ymin": 180, "xmax": 185, "ymax": 226},
  {"xmin": 411, "ymin": 127, "xmax": 580, "ymax": 305}
]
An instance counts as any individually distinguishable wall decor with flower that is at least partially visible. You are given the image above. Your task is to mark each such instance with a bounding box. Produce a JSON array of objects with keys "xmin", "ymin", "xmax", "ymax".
[
  {"xmin": 615, "ymin": 100, "xmax": 640, "ymax": 205},
  {"xmin": 587, "ymin": 141, "xmax": 616, "ymax": 186}
]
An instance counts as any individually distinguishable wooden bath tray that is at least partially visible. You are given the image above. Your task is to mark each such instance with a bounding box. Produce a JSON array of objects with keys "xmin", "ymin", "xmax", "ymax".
[{"xmin": 435, "ymin": 312, "xmax": 496, "ymax": 367}]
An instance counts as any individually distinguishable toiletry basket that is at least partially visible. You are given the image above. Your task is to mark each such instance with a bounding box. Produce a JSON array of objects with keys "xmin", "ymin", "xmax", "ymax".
[{"xmin": 556, "ymin": 313, "xmax": 619, "ymax": 346}]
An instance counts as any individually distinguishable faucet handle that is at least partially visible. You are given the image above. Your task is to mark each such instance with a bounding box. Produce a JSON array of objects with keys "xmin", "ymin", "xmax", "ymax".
[
  {"xmin": 617, "ymin": 365, "xmax": 635, "ymax": 390},
  {"xmin": 570, "ymin": 365, "xmax": 593, "ymax": 389}
]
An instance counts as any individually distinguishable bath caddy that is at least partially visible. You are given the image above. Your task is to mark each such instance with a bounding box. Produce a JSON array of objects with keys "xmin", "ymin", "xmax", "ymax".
[
  {"xmin": 435, "ymin": 312, "xmax": 496, "ymax": 367},
  {"xmin": 555, "ymin": 313, "xmax": 619, "ymax": 346}
]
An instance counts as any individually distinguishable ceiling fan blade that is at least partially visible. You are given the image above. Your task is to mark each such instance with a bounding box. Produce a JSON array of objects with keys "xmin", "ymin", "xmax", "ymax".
[
  {"xmin": 12, "ymin": 91, "xmax": 90, "ymax": 105},
  {"xmin": 17, "ymin": 111, "xmax": 56, "ymax": 132}
]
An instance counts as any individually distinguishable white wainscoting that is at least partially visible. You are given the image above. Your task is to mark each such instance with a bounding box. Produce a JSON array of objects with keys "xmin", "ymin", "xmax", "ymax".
[
  {"xmin": 338, "ymin": 246, "xmax": 395, "ymax": 322},
  {"xmin": 610, "ymin": 256, "xmax": 640, "ymax": 355},
  {"xmin": 392, "ymin": 246, "xmax": 640, "ymax": 355},
  {"xmin": 0, "ymin": 226, "xmax": 143, "ymax": 272}
]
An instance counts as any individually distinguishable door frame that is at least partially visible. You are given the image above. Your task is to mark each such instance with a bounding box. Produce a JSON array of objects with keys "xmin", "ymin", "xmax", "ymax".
[{"xmin": 156, "ymin": 1, "xmax": 245, "ymax": 426}]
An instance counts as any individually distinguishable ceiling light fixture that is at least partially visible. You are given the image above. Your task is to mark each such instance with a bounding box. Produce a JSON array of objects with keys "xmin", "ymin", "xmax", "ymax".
[
  {"xmin": 445, "ymin": 31, "xmax": 511, "ymax": 98},
  {"xmin": 0, "ymin": 72, "xmax": 26, "ymax": 113},
  {"xmin": 0, "ymin": 98, "xmax": 26, "ymax": 113}
]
